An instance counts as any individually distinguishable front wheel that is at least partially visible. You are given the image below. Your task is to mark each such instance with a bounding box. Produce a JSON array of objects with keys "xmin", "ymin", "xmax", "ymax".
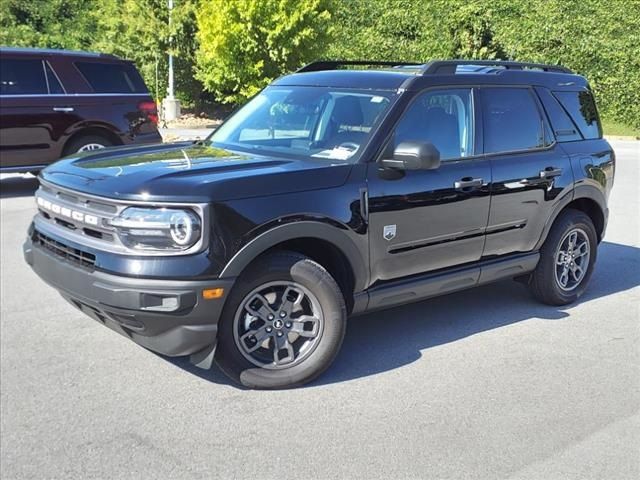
[
  {"xmin": 529, "ymin": 209, "xmax": 598, "ymax": 305},
  {"xmin": 215, "ymin": 251, "xmax": 347, "ymax": 389}
]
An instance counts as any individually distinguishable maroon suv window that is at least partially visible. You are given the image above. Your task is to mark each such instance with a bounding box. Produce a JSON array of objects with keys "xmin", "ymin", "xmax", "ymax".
[
  {"xmin": 74, "ymin": 61, "xmax": 148, "ymax": 94},
  {"xmin": 0, "ymin": 58, "xmax": 47, "ymax": 95}
]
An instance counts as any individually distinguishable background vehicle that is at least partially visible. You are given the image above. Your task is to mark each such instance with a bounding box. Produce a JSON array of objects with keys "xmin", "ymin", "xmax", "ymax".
[
  {"xmin": 24, "ymin": 60, "xmax": 615, "ymax": 389},
  {"xmin": 0, "ymin": 47, "xmax": 161, "ymax": 173}
]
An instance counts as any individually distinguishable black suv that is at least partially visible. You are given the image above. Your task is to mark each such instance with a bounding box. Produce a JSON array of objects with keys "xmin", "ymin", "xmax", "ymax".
[
  {"xmin": 24, "ymin": 60, "xmax": 615, "ymax": 389},
  {"xmin": 0, "ymin": 47, "xmax": 161, "ymax": 173}
]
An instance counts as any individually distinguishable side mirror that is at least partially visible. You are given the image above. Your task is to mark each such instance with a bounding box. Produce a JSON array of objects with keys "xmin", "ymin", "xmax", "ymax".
[{"xmin": 381, "ymin": 141, "xmax": 441, "ymax": 171}]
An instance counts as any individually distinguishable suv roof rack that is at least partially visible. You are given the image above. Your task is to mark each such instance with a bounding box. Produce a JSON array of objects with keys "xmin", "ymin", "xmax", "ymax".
[
  {"xmin": 296, "ymin": 59, "xmax": 572, "ymax": 75},
  {"xmin": 297, "ymin": 60, "xmax": 422, "ymax": 73},
  {"xmin": 421, "ymin": 60, "xmax": 572, "ymax": 74}
]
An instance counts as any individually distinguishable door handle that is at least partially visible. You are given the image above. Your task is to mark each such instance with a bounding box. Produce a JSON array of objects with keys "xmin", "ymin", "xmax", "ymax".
[
  {"xmin": 52, "ymin": 107, "xmax": 74, "ymax": 112},
  {"xmin": 454, "ymin": 177, "xmax": 483, "ymax": 190},
  {"xmin": 539, "ymin": 167, "xmax": 562, "ymax": 179}
]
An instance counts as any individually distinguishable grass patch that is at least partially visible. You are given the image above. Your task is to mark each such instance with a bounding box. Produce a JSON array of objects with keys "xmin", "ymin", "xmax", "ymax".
[{"xmin": 601, "ymin": 119, "xmax": 640, "ymax": 138}]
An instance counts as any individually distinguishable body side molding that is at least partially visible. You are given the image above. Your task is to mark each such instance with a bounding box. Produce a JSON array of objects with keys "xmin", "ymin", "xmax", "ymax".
[{"xmin": 358, "ymin": 252, "xmax": 539, "ymax": 314}]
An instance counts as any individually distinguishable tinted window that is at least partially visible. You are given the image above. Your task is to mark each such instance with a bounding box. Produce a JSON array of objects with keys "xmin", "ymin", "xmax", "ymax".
[
  {"xmin": 553, "ymin": 90, "xmax": 601, "ymax": 139},
  {"xmin": 75, "ymin": 61, "xmax": 147, "ymax": 93},
  {"xmin": 0, "ymin": 59, "xmax": 47, "ymax": 95},
  {"xmin": 536, "ymin": 87, "xmax": 582, "ymax": 142},
  {"xmin": 393, "ymin": 89, "xmax": 474, "ymax": 160},
  {"xmin": 44, "ymin": 62, "xmax": 65, "ymax": 94},
  {"xmin": 482, "ymin": 88, "xmax": 544, "ymax": 153}
]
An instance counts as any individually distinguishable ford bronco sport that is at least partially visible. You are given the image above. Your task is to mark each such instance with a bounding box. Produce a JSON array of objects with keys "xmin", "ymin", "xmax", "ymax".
[{"xmin": 24, "ymin": 60, "xmax": 615, "ymax": 389}]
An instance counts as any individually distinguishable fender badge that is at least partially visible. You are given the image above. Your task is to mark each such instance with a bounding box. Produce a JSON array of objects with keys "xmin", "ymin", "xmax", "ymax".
[{"xmin": 383, "ymin": 224, "xmax": 396, "ymax": 241}]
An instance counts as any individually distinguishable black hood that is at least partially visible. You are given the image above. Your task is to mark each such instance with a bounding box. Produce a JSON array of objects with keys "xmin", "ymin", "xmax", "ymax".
[{"xmin": 40, "ymin": 142, "xmax": 353, "ymax": 202}]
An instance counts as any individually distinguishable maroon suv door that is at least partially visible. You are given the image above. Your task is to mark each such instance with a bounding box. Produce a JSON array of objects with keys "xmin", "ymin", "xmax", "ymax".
[{"xmin": 0, "ymin": 55, "xmax": 73, "ymax": 170}]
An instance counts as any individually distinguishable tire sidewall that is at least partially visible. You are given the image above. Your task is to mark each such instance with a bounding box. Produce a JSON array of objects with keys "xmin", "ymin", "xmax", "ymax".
[
  {"xmin": 540, "ymin": 211, "xmax": 598, "ymax": 303},
  {"xmin": 215, "ymin": 253, "xmax": 346, "ymax": 389},
  {"xmin": 64, "ymin": 135, "xmax": 111, "ymax": 156}
]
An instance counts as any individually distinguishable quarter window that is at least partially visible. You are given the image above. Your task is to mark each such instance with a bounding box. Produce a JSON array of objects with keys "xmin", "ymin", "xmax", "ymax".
[
  {"xmin": 393, "ymin": 89, "xmax": 474, "ymax": 160},
  {"xmin": 553, "ymin": 90, "xmax": 601, "ymax": 139},
  {"xmin": 75, "ymin": 61, "xmax": 148, "ymax": 94},
  {"xmin": 482, "ymin": 88, "xmax": 545, "ymax": 154},
  {"xmin": 0, "ymin": 59, "xmax": 48, "ymax": 95}
]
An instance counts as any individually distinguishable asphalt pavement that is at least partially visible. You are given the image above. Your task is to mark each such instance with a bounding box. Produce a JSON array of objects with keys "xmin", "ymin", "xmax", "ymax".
[{"xmin": 1, "ymin": 140, "xmax": 638, "ymax": 479}]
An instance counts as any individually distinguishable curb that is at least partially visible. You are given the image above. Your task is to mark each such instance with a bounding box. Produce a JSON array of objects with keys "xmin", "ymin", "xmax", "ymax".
[{"xmin": 604, "ymin": 135, "xmax": 639, "ymax": 141}]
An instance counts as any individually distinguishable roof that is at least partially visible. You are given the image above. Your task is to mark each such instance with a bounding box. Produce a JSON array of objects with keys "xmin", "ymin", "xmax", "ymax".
[
  {"xmin": 273, "ymin": 59, "xmax": 588, "ymax": 91},
  {"xmin": 0, "ymin": 46, "xmax": 119, "ymax": 59},
  {"xmin": 273, "ymin": 70, "xmax": 418, "ymax": 90}
]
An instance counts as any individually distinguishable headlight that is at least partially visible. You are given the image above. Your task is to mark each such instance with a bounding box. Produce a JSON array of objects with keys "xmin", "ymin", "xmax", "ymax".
[{"xmin": 110, "ymin": 207, "xmax": 202, "ymax": 252}]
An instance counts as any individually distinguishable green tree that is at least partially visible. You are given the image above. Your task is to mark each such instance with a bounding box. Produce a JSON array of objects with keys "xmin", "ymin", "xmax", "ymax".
[
  {"xmin": 92, "ymin": 0, "xmax": 200, "ymax": 105},
  {"xmin": 0, "ymin": 0, "xmax": 99, "ymax": 49},
  {"xmin": 195, "ymin": 0, "xmax": 332, "ymax": 104},
  {"xmin": 327, "ymin": 0, "xmax": 452, "ymax": 61},
  {"xmin": 448, "ymin": 3, "xmax": 506, "ymax": 60}
]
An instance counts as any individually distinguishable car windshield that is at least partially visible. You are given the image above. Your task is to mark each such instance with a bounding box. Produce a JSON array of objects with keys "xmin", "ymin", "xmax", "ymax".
[{"xmin": 208, "ymin": 86, "xmax": 396, "ymax": 162}]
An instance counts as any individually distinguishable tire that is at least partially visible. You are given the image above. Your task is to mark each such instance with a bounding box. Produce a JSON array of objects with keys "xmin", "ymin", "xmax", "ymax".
[
  {"xmin": 63, "ymin": 134, "xmax": 113, "ymax": 156},
  {"xmin": 529, "ymin": 209, "xmax": 598, "ymax": 305},
  {"xmin": 215, "ymin": 251, "xmax": 347, "ymax": 389}
]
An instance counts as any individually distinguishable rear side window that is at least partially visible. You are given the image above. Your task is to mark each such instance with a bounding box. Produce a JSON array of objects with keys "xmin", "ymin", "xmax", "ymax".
[
  {"xmin": 0, "ymin": 59, "xmax": 47, "ymax": 95},
  {"xmin": 552, "ymin": 91, "xmax": 601, "ymax": 139},
  {"xmin": 482, "ymin": 88, "xmax": 546, "ymax": 154},
  {"xmin": 75, "ymin": 61, "xmax": 148, "ymax": 93}
]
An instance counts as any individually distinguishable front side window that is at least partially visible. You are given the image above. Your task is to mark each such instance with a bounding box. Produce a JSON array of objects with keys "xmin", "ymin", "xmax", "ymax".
[
  {"xmin": 0, "ymin": 59, "xmax": 47, "ymax": 95},
  {"xmin": 210, "ymin": 86, "xmax": 395, "ymax": 162},
  {"xmin": 392, "ymin": 88, "xmax": 474, "ymax": 160},
  {"xmin": 75, "ymin": 61, "xmax": 148, "ymax": 93},
  {"xmin": 482, "ymin": 88, "xmax": 545, "ymax": 154}
]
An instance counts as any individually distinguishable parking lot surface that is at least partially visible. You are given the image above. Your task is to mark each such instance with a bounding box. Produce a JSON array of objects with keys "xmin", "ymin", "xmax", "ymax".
[{"xmin": 1, "ymin": 140, "xmax": 638, "ymax": 479}]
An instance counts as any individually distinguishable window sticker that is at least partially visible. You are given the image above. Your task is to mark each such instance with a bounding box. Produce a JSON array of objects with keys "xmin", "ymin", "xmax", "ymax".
[{"xmin": 311, "ymin": 146, "xmax": 357, "ymax": 160}]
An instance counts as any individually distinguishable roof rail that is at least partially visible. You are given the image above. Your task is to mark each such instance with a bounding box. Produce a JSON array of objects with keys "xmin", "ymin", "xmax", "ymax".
[
  {"xmin": 297, "ymin": 60, "xmax": 422, "ymax": 73},
  {"xmin": 421, "ymin": 60, "xmax": 572, "ymax": 74},
  {"xmin": 0, "ymin": 46, "xmax": 119, "ymax": 59}
]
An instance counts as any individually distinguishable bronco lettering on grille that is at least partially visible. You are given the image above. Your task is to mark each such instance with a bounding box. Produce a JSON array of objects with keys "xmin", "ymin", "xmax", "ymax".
[{"xmin": 37, "ymin": 197, "xmax": 99, "ymax": 226}]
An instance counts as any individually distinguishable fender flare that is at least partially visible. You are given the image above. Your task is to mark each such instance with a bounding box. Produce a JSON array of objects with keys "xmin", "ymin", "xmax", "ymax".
[
  {"xmin": 220, "ymin": 221, "xmax": 369, "ymax": 291},
  {"xmin": 534, "ymin": 184, "xmax": 607, "ymax": 250}
]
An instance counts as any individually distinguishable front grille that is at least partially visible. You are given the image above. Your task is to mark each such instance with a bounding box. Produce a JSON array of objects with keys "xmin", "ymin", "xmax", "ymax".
[
  {"xmin": 34, "ymin": 230, "xmax": 96, "ymax": 268},
  {"xmin": 36, "ymin": 181, "xmax": 121, "ymax": 249}
]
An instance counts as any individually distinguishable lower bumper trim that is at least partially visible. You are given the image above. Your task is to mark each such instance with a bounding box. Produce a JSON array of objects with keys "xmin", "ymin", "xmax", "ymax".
[{"xmin": 25, "ymin": 237, "xmax": 234, "ymax": 357}]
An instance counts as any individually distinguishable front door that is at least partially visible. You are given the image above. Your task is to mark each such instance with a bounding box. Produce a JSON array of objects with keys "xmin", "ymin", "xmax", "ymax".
[{"xmin": 367, "ymin": 88, "xmax": 491, "ymax": 283}]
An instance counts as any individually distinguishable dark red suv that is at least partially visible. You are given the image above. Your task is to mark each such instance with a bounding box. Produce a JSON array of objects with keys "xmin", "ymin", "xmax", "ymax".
[{"xmin": 0, "ymin": 47, "xmax": 161, "ymax": 173}]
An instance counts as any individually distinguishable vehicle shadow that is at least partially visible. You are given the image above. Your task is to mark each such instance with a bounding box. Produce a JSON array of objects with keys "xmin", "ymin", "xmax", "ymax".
[
  {"xmin": 0, "ymin": 175, "xmax": 39, "ymax": 198},
  {"xmin": 163, "ymin": 240, "xmax": 640, "ymax": 388}
]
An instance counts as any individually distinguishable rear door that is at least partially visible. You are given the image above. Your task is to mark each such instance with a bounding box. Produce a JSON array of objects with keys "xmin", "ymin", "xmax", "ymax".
[
  {"xmin": 367, "ymin": 87, "xmax": 492, "ymax": 283},
  {"xmin": 0, "ymin": 56, "xmax": 67, "ymax": 169},
  {"xmin": 480, "ymin": 87, "xmax": 573, "ymax": 257}
]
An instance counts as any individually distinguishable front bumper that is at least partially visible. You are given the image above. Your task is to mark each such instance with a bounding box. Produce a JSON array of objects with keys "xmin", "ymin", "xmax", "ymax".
[{"xmin": 24, "ymin": 234, "xmax": 234, "ymax": 357}]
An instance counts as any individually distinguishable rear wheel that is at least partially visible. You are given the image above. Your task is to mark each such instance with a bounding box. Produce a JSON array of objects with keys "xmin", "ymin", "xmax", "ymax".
[
  {"xmin": 63, "ymin": 134, "xmax": 113, "ymax": 155},
  {"xmin": 215, "ymin": 251, "xmax": 347, "ymax": 389},
  {"xmin": 529, "ymin": 209, "xmax": 597, "ymax": 305}
]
